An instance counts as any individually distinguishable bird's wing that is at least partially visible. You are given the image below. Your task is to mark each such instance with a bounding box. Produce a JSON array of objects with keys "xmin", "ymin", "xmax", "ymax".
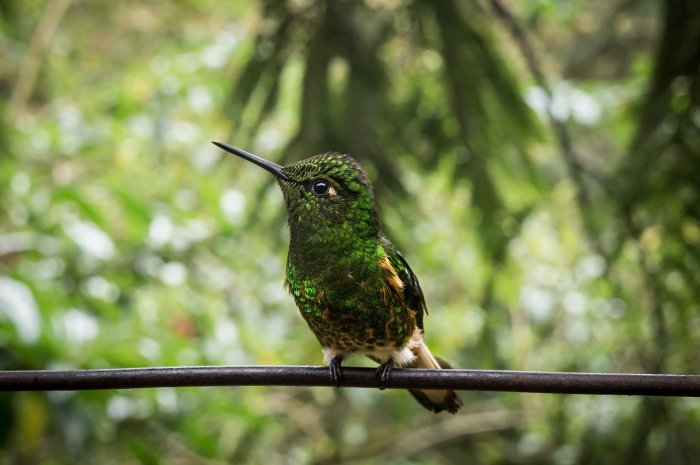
[{"xmin": 379, "ymin": 236, "xmax": 428, "ymax": 331}]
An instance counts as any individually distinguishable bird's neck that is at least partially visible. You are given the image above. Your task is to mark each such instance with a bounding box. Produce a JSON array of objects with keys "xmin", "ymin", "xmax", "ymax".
[{"xmin": 287, "ymin": 214, "xmax": 381, "ymax": 276}]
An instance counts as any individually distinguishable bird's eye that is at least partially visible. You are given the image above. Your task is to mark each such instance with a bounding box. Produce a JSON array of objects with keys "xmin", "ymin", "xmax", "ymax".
[{"xmin": 311, "ymin": 180, "xmax": 330, "ymax": 196}]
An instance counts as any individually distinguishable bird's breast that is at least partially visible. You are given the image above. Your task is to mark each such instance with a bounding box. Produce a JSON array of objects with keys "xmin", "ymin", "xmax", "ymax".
[{"xmin": 286, "ymin": 247, "xmax": 416, "ymax": 351}]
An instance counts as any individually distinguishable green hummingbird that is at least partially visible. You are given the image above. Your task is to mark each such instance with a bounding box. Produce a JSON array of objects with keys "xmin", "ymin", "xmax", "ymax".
[{"xmin": 213, "ymin": 141, "xmax": 462, "ymax": 414}]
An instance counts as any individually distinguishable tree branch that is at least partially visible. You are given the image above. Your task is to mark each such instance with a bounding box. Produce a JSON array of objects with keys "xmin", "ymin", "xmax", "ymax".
[
  {"xmin": 8, "ymin": 0, "xmax": 73, "ymax": 122},
  {"xmin": 487, "ymin": 0, "xmax": 615, "ymax": 249},
  {"xmin": 1, "ymin": 366, "xmax": 698, "ymax": 396}
]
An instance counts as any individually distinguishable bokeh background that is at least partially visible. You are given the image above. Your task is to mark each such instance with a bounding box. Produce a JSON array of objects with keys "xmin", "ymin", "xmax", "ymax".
[{"xmin": 1, "ymin": 0, "xmax": 699, "ymax": 463}]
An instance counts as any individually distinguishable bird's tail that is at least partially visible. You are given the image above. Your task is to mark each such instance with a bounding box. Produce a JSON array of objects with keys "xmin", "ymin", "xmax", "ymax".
[{"xmin": 407, "ymin": 341, "xmax": 463, "ymax": 414}]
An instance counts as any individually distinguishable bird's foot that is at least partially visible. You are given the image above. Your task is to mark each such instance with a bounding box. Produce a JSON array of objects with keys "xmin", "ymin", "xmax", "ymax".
[
  {"xmin": 329, "ymin": 355, "xmax": 344, "ymax": 388},
  {"xmin": 375, "ymin": 359, "xmax": 394, "ymax": 390}
]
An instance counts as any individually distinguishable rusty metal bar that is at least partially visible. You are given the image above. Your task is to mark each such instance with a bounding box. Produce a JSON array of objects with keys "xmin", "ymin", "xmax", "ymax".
[{"xmin": 1, "ymin": 366, "xmax": 699, "ymax": 396}]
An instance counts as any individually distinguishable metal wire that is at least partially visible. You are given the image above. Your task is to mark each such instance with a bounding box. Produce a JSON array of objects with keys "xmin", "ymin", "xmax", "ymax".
[{"xmin": 1, "ymin": 366, "xmax": 699, "ymax": 396}]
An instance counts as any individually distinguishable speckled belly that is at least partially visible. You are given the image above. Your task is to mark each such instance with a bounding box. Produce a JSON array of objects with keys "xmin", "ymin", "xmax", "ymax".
[{"xmin": 299, "ymin": 303, "xmax": 416, "ymax": 353}]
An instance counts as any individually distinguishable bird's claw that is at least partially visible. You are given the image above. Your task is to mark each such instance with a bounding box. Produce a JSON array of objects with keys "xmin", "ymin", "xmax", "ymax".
[
  {"xmin": 375, "ymin": 359, "xmax": 394, "ymax": 390},
  {"xmin": 329, "ymin": 356, "xmax": 344, "ymax": 388}
]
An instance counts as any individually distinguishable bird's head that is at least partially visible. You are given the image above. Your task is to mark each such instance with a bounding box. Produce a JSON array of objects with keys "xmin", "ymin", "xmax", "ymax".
[{"xmin": 213, "ymin": 142, "xmax": 380, "ymax": 236}]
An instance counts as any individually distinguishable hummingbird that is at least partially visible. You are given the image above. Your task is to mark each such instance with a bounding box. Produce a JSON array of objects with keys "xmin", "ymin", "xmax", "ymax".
[{"xmin": 213, "ymin": 141, "xmax": 462, "ymax": 414}]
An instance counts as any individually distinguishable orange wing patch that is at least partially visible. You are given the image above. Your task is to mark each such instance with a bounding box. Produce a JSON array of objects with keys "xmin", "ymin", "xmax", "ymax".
[{"xmin": 379, "ymin": 250, "xmax": 405, "ymax": 295}]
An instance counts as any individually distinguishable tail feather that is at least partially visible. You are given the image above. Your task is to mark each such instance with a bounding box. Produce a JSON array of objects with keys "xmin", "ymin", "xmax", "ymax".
[{"xmin": 407, "ymin": 341, "xmax": 463, "ymax": 414}]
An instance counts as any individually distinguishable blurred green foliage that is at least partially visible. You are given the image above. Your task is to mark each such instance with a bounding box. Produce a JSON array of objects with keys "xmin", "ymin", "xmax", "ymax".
[{"xmin": 1, "ymin": 0, "xmax": 699, "ymax": 464}]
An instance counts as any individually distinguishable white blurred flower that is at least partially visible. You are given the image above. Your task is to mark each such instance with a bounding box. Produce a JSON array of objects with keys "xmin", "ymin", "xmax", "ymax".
[
  {"xmin": 60, "ymin": 308, "xmax": 99, "ymax": 343},
  {"xmin": 147, "ymin": 214, "xmax": 174, "ymax": 248},
  {"xmin": 0, "ymin": 277, "xmax": 41, "ymax": 344},
  {"xmin": 525, "ymin": 82, "xmax": 602, "ymax": 125},
  {"xmin": 220, "ymin": 189, "xmax": 246, "ymax": 223},
  {"xmin": 160, "ymin": 261, "xmax": 188, "ymax": 286},
  {"xmin": 64, "ymin": 219, "xmax": 115, "ymax": 261}
]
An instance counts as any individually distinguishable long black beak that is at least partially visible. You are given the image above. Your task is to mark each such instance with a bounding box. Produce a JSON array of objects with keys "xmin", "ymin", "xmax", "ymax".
[{"xmin": 212, "ymin": 141, "xmax": 290, "ymax": 182}]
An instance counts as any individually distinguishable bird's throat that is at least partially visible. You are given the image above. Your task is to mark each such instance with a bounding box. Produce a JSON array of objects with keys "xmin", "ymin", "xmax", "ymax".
[{"xmin": 287, "ymin": 218, "xmax": 380, "ymax": 280}]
